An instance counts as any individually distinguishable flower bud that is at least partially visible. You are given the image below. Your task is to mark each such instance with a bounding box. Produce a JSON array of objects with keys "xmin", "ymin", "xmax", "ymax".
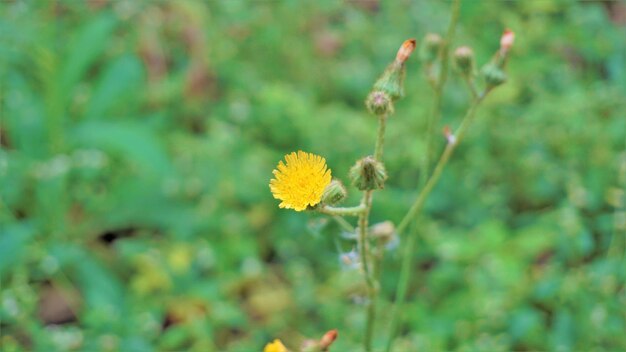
[
  {"xmin": 319, "ymin": 329, "xmax": 338, "ymax": 350},
  {"xmin": 481, "ymin": 63, "xmax": 507, "ymax": 88},
  {"xmin": 371, "ymin": 39, "xmax": 415, "ymax": 101},
  {"xmin": 301, "ymin": 329, "xmax": 338, "ymax": 352},
  {"xmin": 321, "ymin": 179, "xmax": 347, "ymax": 205},
  {"xmin": 365, "ymin": 91, "xmax": 394, "ymax": 115},
  {"xmin": 349, "ymin": 156, "xmax": 387, "ymax": 191},
  {"xmin": 372, "ymin": 61, "xmax": 405, "ymax": 101},
  {"xmin": 453, "ymin": 46, "xmax": 475, "ymax": 76},
  {"xmin": 395, "ymin": 39, "xmax": 417, "ymax": 65},
  {"xmin": 500, "ymin": 29, "xmax": 515, "ymax": 54},
  {"xmin": 419, "ymin": 33, "xmax": 442, "ymax": 64},
  {"xmin": 443, "ymin": 125, "xmax": 456, "ymax": 145},
  {"xmin": 492, "ymin": 29, "xmax": 515, "ymax": 68},
  {"xmin": 370, "ymin": 221, "xmax": 396, "ymax": 243}
]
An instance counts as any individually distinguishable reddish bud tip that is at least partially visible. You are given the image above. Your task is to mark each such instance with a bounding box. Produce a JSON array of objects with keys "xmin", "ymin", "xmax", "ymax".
[
  {"xmin": 319, "ymin": 329, "xmax": 338, "ymax": 349},
  {"xmin": 396, "ymin": 39, "xmax": 417, "ymax": 64},
  {"xmin": 500, "ymin": 29, "xmax": 515, "ymax": 52},
  {"xmin": 443, "ymin": 126, "xmax": 456, "ymax": 145}
]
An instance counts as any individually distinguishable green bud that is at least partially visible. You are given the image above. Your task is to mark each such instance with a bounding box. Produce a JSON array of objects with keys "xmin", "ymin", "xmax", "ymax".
[
  {"xmin": 321, "ymin": 179, "xmax": 347, "ymax": 205},
  {"xmin": 372, "ymin": 61, "xmax": 405, "ymax": 101},
  {"xmin": 349, "ymin": 156, "xmax": 387, "ymax": 191},
  {"xmin": 481, "ymin": 63, "xmax": 507, "ymax": 88},
  {"xmin": 365, "ymin": 91, "xmax": 394, "ymax": 115},
  {"xmin": 419, "ymin": 33, "xmax": 442, "ymax": 64},
  {"xmin": 370, "ymin": 39, "xmax": 415, "ymax": 102},
  {"xmin": 453, "ymin": 46, "xmax": 475, "ymax": 77}
]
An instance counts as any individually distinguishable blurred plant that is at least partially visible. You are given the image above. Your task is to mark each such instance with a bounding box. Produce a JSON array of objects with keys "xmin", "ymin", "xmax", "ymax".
[{"xmin": 268, "ymin": 2, "xmax": 516, "ymax": 350}]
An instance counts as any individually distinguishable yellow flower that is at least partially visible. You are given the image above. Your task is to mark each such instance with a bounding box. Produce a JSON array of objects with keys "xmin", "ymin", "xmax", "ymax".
[
  {"xmin": 270, "ymin": 151, "xmax": 332, "ymax": 211},
  {"xmin": 263, "ymin": 339, "xmax": 288, "ymax": 352}
]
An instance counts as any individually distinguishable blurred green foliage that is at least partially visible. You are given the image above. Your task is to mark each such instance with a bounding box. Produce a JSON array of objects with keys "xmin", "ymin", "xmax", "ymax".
[{"xmin": 1, "ymin": 0, "xmax": 626, "ymax": 351}]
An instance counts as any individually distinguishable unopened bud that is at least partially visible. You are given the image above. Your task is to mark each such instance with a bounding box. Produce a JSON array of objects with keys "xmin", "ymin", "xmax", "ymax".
[
  {"xmin": 301, "ymin": 329, "xmax": 339, "ymax": 352},
  {"xmin": 453, "ymin": 46, "xmax": 475, "ymax": 76},
  {"xmin": 395, "ymin": 39, "xmax": 417, "ymax": 64},
  {"xmin": 319, "ymin": 329, "xmax": 338, "ymax": 350},
  {"xmin": 349, "ymin": 156, "xmax": 387, "ymax": 191},
  {"xmin": 372, "ymin": 62, "xmax": 405, "ymax": 101},
  {"xmin": 365, "ymin": 91, "xmax": 394, "ymax": 115},
  {"xmin": 370, "ymin": 221, "xmax": 396, "ymax": 243},
  {"xmin": 372, "ymin": 39, "xmax": 415, "ymax": 100},
  {"xmin": 443, "ymin": 125, "xmax": 456, "ymax": 145},
  {"xmin": 481, "ymin": 63, "xmax": 507, "ymax": 88},
  {"xmin": 500, "ymin": 29, "xmax": 515, "ymax": 54},
  {"xmin": 321, "ymin": 179, "xmax": 347, "ymax": 205},
  {"xmin": 419, "ymin": 33, "xmax": 442, "ymax": 63}
]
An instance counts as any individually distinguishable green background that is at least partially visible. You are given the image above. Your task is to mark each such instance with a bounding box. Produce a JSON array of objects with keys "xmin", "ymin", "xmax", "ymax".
[{"xmin": 1, "ymin": 0, "xmax": 625, "ymax": 351}]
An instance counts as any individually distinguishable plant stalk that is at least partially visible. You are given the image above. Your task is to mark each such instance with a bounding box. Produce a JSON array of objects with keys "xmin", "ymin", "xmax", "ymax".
[
  {"xmin": 318, "ymin": 204, "xmax": 366, "ymax": 216},
  {"xmin": 358, "ymin": 189, "xmax": 375, "ymax": 352},
  {"xmin": 422, "ymin": 0, "xmax": 461, "ymax": 184},
  {"xmin": 387, "ymin": 93, "xmax": 485, "ymax": 352},
  {"xmin": 361, "ymin": 111, "xmax": 389, "ymax": 351}
]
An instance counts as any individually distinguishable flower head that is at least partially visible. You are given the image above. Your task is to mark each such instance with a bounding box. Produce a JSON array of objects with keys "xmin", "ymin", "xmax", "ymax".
[
  {"xmin": 263, "ymin": 339, "xmax": 288, "ymax": 352},
  {"xmin": 270, "ymin": 151, "xmax": 332, "ymax": 211}
]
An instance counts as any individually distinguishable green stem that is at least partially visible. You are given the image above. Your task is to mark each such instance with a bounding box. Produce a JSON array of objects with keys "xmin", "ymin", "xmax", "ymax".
[
  {"xmin": 387, "ymin": 94, "xmax": 484, "ymax": 352},
  {"xmin": 361, "ymin": 111, "xmax": 389, "ymax": 351},
  {"xmin": 318, "ymin": 204, "xmax": 366, "ymax": 216},
  {"xmin": 463, "ymin": 75, "xmax": 479, "ymax": 101},
  {"xmin": 422, "ymin": 0, "xmax": 461, "ymax": 184},
  {"xmin": 398, "ymin": 96, "xmax": 482, "ymax": 236},
  {"xmin": 374, "ymin": 113, "xmax": 388, "ymax": 161},
  {"xmin": 358, "ymin": 190, "xmax": 375, "ymax": 352}
]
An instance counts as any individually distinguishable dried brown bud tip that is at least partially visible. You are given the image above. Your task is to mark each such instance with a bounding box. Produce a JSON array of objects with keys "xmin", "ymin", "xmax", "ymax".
[{"xmin": 395, "ymin": 39, "xmax": 417, "ymax": 64}]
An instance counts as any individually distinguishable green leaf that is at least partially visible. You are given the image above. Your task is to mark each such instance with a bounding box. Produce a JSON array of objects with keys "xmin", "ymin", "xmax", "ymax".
[
  {"xmin": 60, "ymin": 14, "xmax": 117, "ymax": 95},
  {"xmin": 70, "ymin": 121, "xmax": 172, "ymax": 177},
  {"xmin": 85, "ymin": 54, "xmax": 144, "ymax": 120},
  {"xmin": 0, "ymin": 221, "xmax": 34, "ymax": 279}
]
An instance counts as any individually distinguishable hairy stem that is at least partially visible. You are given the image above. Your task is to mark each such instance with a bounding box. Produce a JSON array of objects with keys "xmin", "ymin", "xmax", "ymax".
[
  {"xmin": 318, "ymin": 204, "xmax": 366, "ymax": 216},
  {"xmin": 361, "ymin": 111, "xmax": 389, "ymax": 351},
  {"xmin": 374, "ymin": 114, "xmax": 388, "ymax": 161},
  {"xmin": 358, "ymin": 190, "xmax": 375, "ymax": 352}
]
